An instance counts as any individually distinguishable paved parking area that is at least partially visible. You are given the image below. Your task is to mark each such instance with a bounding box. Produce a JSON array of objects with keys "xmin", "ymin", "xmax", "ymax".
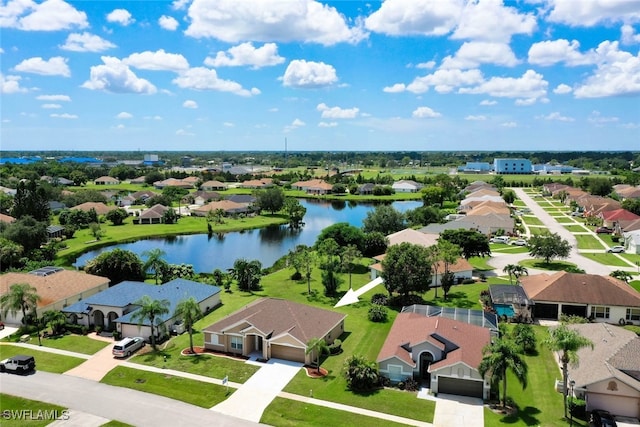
[
  {"xmin": 64, "ymin": 341, "xmax": 122, "ymax": 381},
  {"xmin": 432, "ymin": 393, "xmax": 484, "ymax": 427}
]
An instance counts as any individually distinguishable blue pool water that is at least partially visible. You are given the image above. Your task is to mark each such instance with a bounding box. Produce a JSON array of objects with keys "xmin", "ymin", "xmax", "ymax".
[{"xmin": 494, "ymin": 304, "xmax": 515, "ymax": 318}]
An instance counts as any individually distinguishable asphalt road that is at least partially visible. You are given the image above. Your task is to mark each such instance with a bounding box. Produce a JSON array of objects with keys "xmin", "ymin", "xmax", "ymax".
[{"xmin": 0, "ymin": 371, "xmax": 262, "ymax": 426}]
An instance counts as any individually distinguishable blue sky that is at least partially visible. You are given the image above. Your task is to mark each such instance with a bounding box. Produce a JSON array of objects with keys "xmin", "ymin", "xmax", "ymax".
[{"xmin": 1, "ymin": 0, "xmax": 639, "ymax": 152}]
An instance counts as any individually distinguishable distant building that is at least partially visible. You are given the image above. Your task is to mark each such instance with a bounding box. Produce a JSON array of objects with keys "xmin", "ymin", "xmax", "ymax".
[
  {"xmin": 493, "ymin": 158, "xmax": 532, "ymax": 174},
  {"xmin": 458, "ymin": 162, "xmax": 492, "ymax": 173},
  {"xmin": 532, "ymin": 163, "xmax": 576, "ymax": 174},
  {"xmin": 144, "ymin": 154, "xmax": 159, "ymax": 162}
]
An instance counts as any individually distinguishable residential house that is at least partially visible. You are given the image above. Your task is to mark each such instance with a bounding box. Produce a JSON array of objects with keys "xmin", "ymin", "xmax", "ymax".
[
  {"xmin": 129, "ymin": 176, "xmax": 146, "ymax": 185},
  {"xmin": 387, "ymin": 228, "xmax": 439, "ymax": 248},
  {"xmin": 358, "ymin": 183, "xmax": 376, "ymax": 195},
  {"xmin": 465, "ymin": 188, "xmax": 501, "ymax": 199},
  {"xmin": 134, "ymin": 204, "xmax": 169, "ymax": 224},
  {"xmin": 458, "ymin": 200, "xmax": 509, "ymax": 214},
  {"xmin": 200, "ymin": 180, "xmax": 228, "ymax": 191},
  {"xmin": 565, "ymin": 323, "xmax": 640, "ymax": 418},
  {"xmin": 377, "ymin": 308, "xmax": 492, "ymax": 398},
  {"xmin": 291, "ymin": 179, "xmax": 333, "ymax": 194},
  {"xmin": 130, "ymin": 190, "xmax": 157, "ymax": 203},
  {"xmin": 421, "ymin": 213, "xmax": 514, "ymax": 236},
  {"xmin": 623, "ymin": 230, "xmax": 640, "ymax": 254},
  {"xmin": 240, "ymin": 178, "xmax": 274, "ymax": 189},
  {"xmin": 615, "ymin": 219, "xmax": 640, "ymax": 235},
  {"xmin": 63, "ymin": 279, "xmax": 220, "ymax": 338},
  {"xmin": 613, "ymin": 184, "xmax": 640, "ymax": 200},
  {"xmin": 461, "ymin": 181, "xmax": 496, "ymax": 195},
  {"xmin": 0, "ymin": 267, "xmax": 109, "ymax": 325},
  {"xmin": 599, "ymin": 209, "xmax": 640, "ymax": 228},
  {"xmin": 225, "ymin": 194, "xmax": 257, "ymax": 206},
  {"xmin": 520, "ymin": 272, "xmax": 640, "ymax": 324},
  {"xmin": 182, "ymin": 176, "xmax": 200, "ymax": 186},
  {"xmin": 459, "ymin": 195, "xmax": 506, "ymax": 208},
  {"xmin": 369, "ymin": 254, "xmax": 473, "ymax": 286},
  {"xmin": 191, "ymin": 200, "xmax": 249, "ymax": 217},
  {"xmin": 203, "ymin": 298, "xmax": 346, "ymax": 364},
  {"xmin": 392, "ymin": 180, "xmax": 423, "ymax": 193},
  {"xmin": 542, "ymin": 183, "xmax": 572, "ymax": 196},
  {"xmin": 189, "ymin": 190, "xmax": 221, "ymax": 206},
  {"xmin": 71, "ymin": 202, "xmax": 116, "ymax": 215},
  {"xmin": 94, "ymin": 176, "xmax": 120, "ymax": 185},
  {"xmin": 465, "ymin": 205, "xmax": 511, "ymax": 217},
  {"xmin": 153, "ymin": 178, "xmax": 193, "ymax": 189},
  {"xmin": 493, "ymin": 158, "xmax": 532, "ymax": 174},
  {"xmin": 0, "ymin": 213, "xmax": 15, "ymax": 224}
]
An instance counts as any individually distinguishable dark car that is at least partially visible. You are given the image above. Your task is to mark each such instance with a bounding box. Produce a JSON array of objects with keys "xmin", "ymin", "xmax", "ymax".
[
  {"xmin": 595, "ymin": 227, "xmax": 613, "ymax": 234},
  {"xmin": 591, "ymin": 409, "xmax": 617, "ymax": 427}
]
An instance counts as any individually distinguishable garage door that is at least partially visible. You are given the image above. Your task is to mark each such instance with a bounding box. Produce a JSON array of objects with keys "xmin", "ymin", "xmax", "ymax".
[
  {"xmin": 438, "ymin": 377, "xmax": 483, "ymax": 398},
  {"xmin": 270, "ymin": 345, "xmax": 305, "ymax": 363}
]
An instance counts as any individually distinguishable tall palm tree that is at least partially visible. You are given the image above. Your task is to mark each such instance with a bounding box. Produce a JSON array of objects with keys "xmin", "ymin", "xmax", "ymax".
[
  {"xmin": 544, "ymin": 325, "xmax": 594, "ymax": 418},
  {"xmin": 306, "ymin": 337, "xmax": 329, "ymax": 373},
  {"xmin": 231, "ymin": 258, "xmax": 262, "ymax": 292},
  {"xmin": 142, "ymin": 248, "xmax": 167, "ymax": 284},
  {"xmin": 341, "ymin": 245, "xmax": 361, "ymax": 290},
  {"xmin": 512, "ymin": 265, "xmax": 528, "ymax": 283},
  {"xmin": 130, "ymin": 296, "xmax": 170, "ymax": 350},
  {"xmin": 173, "ymin": 297, "xmax": 203, "ymax": 354},
  {"xmin": 478, "ymin": 336, "xmax": 529, "ymax": 408},
  {"xmin": 0, "ymin": 283, "xmax": 41, "ymax": 325},
  {"xmin": 503, "ymin": 264, "xmax": 518, "ymax": 284}
]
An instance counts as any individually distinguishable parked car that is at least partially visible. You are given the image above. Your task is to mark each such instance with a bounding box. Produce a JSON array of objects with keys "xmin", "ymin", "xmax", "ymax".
[
  {"xmin": 490, "ymin": 236, "xmax": 510, "ymax": 244},
  {"xmin": 0, "ymin": 355, "xmax": 36, "ymax": 374},
  {"xmin": 614, "ymin": 416, "xmax": 640, "ymax": 427},
  {"xmin": 607, "ymin": 246, "xmax": 625, "ymax": 253},
  {"xmin": 509, "ymin": 239, "xmax": 528, "ymax": 246},
  {"xmin": 595, "ymin": 227, "xmax": 613, "ymax": 234},
  {"xmin": 571, "ymin": 211, "xmax": 583, "ymax": 217},
  {"xmin": 590, "ymin": 409, "xmax": 617, "ymax": 427},
  {"xmin": 112, "ymin": 337, "xmax": 145, "ymax": 358}
]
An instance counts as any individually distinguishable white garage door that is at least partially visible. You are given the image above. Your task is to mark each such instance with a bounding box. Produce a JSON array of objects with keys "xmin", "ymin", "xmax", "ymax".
[
  {"xmin": 271, "ymin": 344, "xmax": 305, "ymax": 363},
  {"xmin": 587, "ymin": 393, "xmax": 640, "ymax": 418},
  {"xmin": 438, "ymin": 377, "xmax": 484, "ymax": 398}
]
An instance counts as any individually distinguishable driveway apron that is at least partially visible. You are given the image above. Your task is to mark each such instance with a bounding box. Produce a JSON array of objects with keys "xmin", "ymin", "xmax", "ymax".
[
  {"xmin": 211, "ymin": 358, "xmax": 302, "ymax": 423},
  {"xmin": 64, "ymin": 341, "xmax": 122, "ymax": 381},
  {"xmin": 433, "ymin": 393, "xmax": 484, "ymax": 427}
]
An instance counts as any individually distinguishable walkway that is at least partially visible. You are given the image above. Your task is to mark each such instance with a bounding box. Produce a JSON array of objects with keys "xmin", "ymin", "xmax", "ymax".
[{"xmin": 64, "ymin": 341, "xmax": 123, "ymax": 381}]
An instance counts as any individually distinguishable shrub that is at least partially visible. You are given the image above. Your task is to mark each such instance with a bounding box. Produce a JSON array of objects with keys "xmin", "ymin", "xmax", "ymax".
[
  {"xmin": 404, "ymin": 377, "xmax": 420, "ymax": 392},
  {"xmin": 370, "ymin": 293, "xmax": 388, "ymax": 306},
  {"xmin": 65, "ymin": 324, "xmax": 88, "ymax": 335},
  {"xmin": 290, "ymin": 271, "xmax": 302, "ymax": 280},
  {"xmin": 389, "ymin": 294, "xmax": 425, "ymax": 308},
  {"xmin": 368, "ymin": 305, "xmax": 388, "ymax": 323},
  {"xmin": 462, "ymin": 278, "xmax": 475, "ymax": 284},
  {"xmin": 329, "ymin": 339, "xmax": 342, "ymax": 355},
  {"xmin": 342, "ymin": 354, "xmax": 380, "ymax": 392}
]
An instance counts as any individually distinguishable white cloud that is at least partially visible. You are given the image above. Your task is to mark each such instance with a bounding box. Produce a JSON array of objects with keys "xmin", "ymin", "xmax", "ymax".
[
  {"xmin": 365, "ymin": 0, "xmax": 461, "ymax": 37},
  {"xmin": 528, "ymin": 39, "xmax": 595, "ymax": 66},
  {"xmin": 538, "ymin": 112, "xmax": 575, "ymax": 122},
  {"xmin": 452, "ymin": 0, "xmax": 537, "ymax": 42},
  {"xmin": 318, "ymin": 121, "xmax": 338, "ymax": 127},
  {"xmin": 459, "ymin": 70, "xmax": 548, "ymax": 101},
  {"xmin": 223, "ymin": 122, "xmax": 234, "ymax": 127},
  {"xmin": 621, "ymin": 24, "xmax": 640, "ymax": 45},
  {"xmin": 553, "ymin": 84, "xmax": 572, "ymax": 94},
  {"xmin": 416, "ymin": 61, "xmax": 436, "ymax": 69},
  {"xmin": 1, "ymin": 0, "xmax": 88, "ymax": 31},
  {"xmin": 383, "ymin": 83, "xmax": 406, "ymax": 93},
  {"xmin": 205, "ymin": 42, "xmax": 285, "ymax": 69},
  {"xmin": 480, "ymin": 99, "xmax": 497, "ymax": 106},
  {"xmin": 400, "ymin": 68, "xmax": 484, "ymax": 94},
  {"xmin": 50, "ymin": 113, "xmax": 78, "ymax": 119},
  {"xmin": 412, "ymin": 106, "xmax": 442, "ymax": 118},
  {"xmin": 183, "ymin": 100, "xmax": 198, "ymax": 109},
  {"xmin": 501, "ymin": 121, "xmax": 517, "ymax": 127},
  {"xmin": 588, "ymin": 110, "xmax": 619, "ymax": 125},
  {"xmin": 173, "ymin": 67, "xmax": 259, "ymax": 97},
  {"xmin": 515, "ymin": 97, "xmax": 537, "ymax": 106},
  {"xmin": 144, "ymin": 115, "xmax": 163, "ymax": 120},
  {"xmin": 316, "ymin": 103, "xmax": 359, "ymax": 119},
  {"xmin": 573, "ymin": 41, "xmax": 640, "ymax": 98},
  {"xmin": 14, "ymin": 56, "xmax": 70, "ymax": 76},
  {"xmin": 1, "ymin": 74, "xmax": 27, "ymax": 93},
  {"xmin": 116, "ymin": 112, "xmax": 132, "ymax": 119},
  {"xmin": 107, "ymin": 9, "xmax": 134, "ymax": 26},
  {"xmin": 36, "ymin": 94, "xmax": 70, "ymax": 101},
  {"xmin": 282, "ymin": 60, "xmax": 338, "ymax": 88},
  {"xmin": 465, "ymin": 115, "xmax": 486, "ymax": 120},
  {"xmin": 61, "ymin": 32, "xmax": 116, "ymax": 52},
  {"xmin": 123, "ymin": 49, "xmax": 189, "ymax": 72},
  {"xmin": 41, "ymin": 103, "xmax": 61, "ymax": 109},
  {"xmin": 176, "ymin": 128, "xmax": 195, "ymax": 136},
  {"xmin": 546, "ymin": 0, "xmax": 640, "ymax": 27},
  {"xmin": 159, "ymin": 15, "xmax": 179, "ymax": 31},
  {"xmin": 284, "ymin": 118, "xmax": 306, "ymax": 132},
  {"xmin": 185, "ymin": 0, "xmax": 366, "ymax": 46},
  {"xmin": 440, "ymin": 42, "xmax": 519, "ymax": 69},
  {"xmin": 82, "ymin": 56, "xmax": 157, "ymax": 94}
]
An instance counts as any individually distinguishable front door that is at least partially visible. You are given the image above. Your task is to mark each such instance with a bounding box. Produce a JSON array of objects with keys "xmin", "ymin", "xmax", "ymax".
[{"xmin": 420, "ymin": 352, "xmax": 434, "ymax": 383}]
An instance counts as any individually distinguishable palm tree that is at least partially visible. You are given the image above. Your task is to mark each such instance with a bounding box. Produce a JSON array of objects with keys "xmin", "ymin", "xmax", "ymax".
[
  {"xmin": 512, "ymin": 265, "xmax": 528, "ymax": 283},
  {"xmin": 306, "ymin": 337, "xmax": 329, "ymax": 373},
  {"xmin": 231, "ymin": 258, "xmax": 262, "ymax": 292},
  {"xmin": 42, "ymin": 310, "xmax": 67, "ymax": 336},
  {"xmin": 478, "ymin": 336, "xmax": 529, "ymax": 408},
  {"xmin": 142, "ymin": 248, "xmax": 167, "ymax": 284},
  {"xmin": 0, "ymin": 283, "xmax": 41, "ymax": 325},
  {"xmin": 544, "ymin": 325, "xmax": 594, "ymax": 418},
  {"xmin": 130, "ymin": 296, "xmax": 171, "ymax": 350},
  {"xmin": 503, "ymin": 264, "xmax": 518, "ymax": 284},
  {"xmin": 610, "ymin": 270, "xmax": 632, "ymax": 284},
  {"xmin": 173, "ymin": 297, "xmax": 203, "ymax": 354},
  {"xmin": 341, "ymin": 245, "xmax": 361, "ymax": 290}
]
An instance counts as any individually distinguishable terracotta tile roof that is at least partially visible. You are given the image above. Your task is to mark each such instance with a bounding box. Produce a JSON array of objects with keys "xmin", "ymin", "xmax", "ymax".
[
  {"xmin": 0, "ymin": 270, "xmax": 109, "ymax": 307},
  {"xmin": 520, "ymin": 272, "xmax": 640, "ymax": 307},
  {"xmin": 204, "ymin": 298, "xmax": 346, "ymax": 346},
  {"xmin": 466, "ymin": 189, "xmax": 500, "ymax": 198},
  {"xmin": 466, "ymin": 205, "xmax": 510, "ymax": 216},
  {"xmin": 71, "ymin": 202, "xmax": 116, "ymax": 215},
  {"xmin": 387, "ymin": 228, "xmax": 438, "ymax": 248},
  {"xmin": 94, "ymin": 176, "xmax": 119, "ymax": 183},
  {"xmin": 601, "ymin": 209, "xmax": 640, "ymax": 222},
  {"xmin": 433, "ymin": 257, "xmax": 473, "ymax": 274},
  {"xmin": 377, "ymin": 312, "xmax": 490, "ymax": 371}
]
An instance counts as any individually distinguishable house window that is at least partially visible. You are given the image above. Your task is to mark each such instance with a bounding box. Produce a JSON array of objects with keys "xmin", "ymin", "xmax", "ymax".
[
  {"xmin": 230, "ymin": 336, "xmax": 243, "ymax": 350},
  {"xmin": 592, "ymin": 306, "xmax": 610, "ymax": 319},
  {"xmin": 627, "ymin": 308, "xmax": 640, "ymax": 321},
  {"xmin": 209, "ymin": 334, "xmax": 220, "ymax": 345}
]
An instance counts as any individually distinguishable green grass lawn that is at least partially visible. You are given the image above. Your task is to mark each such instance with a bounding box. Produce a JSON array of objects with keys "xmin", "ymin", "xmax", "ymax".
[
  {"xmin": 620, "ymin": 253, "xmax": 640, "ymax": 267},
  {"xmin": 519, "ymin": 259, "xmax": 578, "ymax": 272},
  {"xmin": 100, "ymin": 422, "xmax": 133, "ymax": 427},
  {"xmin": 553, "ymin": 217, "xmax": 574, "ymax": 224},
  {"xmin": 0, "ymin": 344, "xmax": 85, "ymax": 373},
  {"xmin": 34, "ymin": 334, "xmax": 109, "ymax": 355},
  {"xmin": 581, "ymin": 253, "xmax": 635, "ymax": 267},
  {"xmin": 261, "ymin": 397, "xmax": 409, "ymax": 427},
  {"xmin": 490, "ymin": 246, "xmax": 530, "ymax": 254},
  {"xmin": 536, "ymin": 201, "xmax": 552, "ymax": 207},
  {"xmin": 512, "ymin": 200, "xmax": 526, "ymax": 207},
  {"xmin": 0, "ymin": 394, "xmax": 67, "ymax": 427},
  {"xmin": 574, "ymin": 234, "xmax": 607, "ymax": 250},
  {"xmin": 564, "ymin": 225, "xmax": 588, "ymax": 232},
  {"xmin": 521, "ymin": 216, "xmax": 545, "ymax": 226},
  {"xmin": 101, "ymin": 366, "xmax": 232, "ymax": 408},
  {"xmin": 468, "ymin": 256, "xmax": 495, "ymax": 271}
]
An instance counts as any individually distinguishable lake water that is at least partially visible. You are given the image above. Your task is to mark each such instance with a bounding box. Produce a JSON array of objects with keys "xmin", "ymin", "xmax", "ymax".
[{"xmin": 74, "ymin": 199, "xmax": 422, "ymax": 273}]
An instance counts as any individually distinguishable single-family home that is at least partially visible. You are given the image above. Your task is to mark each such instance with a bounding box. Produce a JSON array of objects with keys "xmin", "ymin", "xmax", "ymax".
[
  {"xmin": 203, "ymin": 298, "xmax": 346, "ymax": 364},
  {"xmin": 153, "ymin": 178, "xmax": 193, "ymax": 189},
  {"xmin": 191, "ymin": 200, "xmax": 250, "ymax": 217},
  {"xmin": 0, "ymin": 267, "xmax": 110, "ymax": 325},
  {"xmin": 465, "ymin": 188, "xmax": 501, "ymax": 199},
  {"xmin": 421, "ymin": 213, "xmax": 514, "ymax": 236},
  {"xmin": 358, "ymin": 183, "xmax": 376, "ymax": 195},
  {"xmin": 70, "ymin": 202, "xmax": 116, "ymax": 215},
  {"xmin": 188, "ymin": 190, "xmax": 222, "ymax": 206},
  {"xmin": 599, "ymin": 209, "xmax": 640, "ymax": 228},
  {"xmin": 130, "ymin": 190, "xmax": 157, "ymax": 203},
  {"xmin": 392, "ymin": 180, "xmax": 423, "ymax": 193},
  {"xmin": 377, "ymin": 307, "xmax": 493, "ymax": 398},
  {"xmin": 461, "ymin": 181, "xmax": 496, "ymax": 195},
  {"xmin": 0, "ymin": 213, "xmax": 15, "ymax": 224},
  {"xmin": 623, "ymin": 230, "xmax": 640, "ymax": 254},
  {"xmin": 240, "ymin": 178, "xmax": 273, "ymax": 189},
  {"xmin": 129, "ymin": 176, "xmax": 146, "ymax": 185},
  {"xmin": 62, "ymin": 279, "xmax": 221, "ymax": 339},
  {"xmin": 386, "ymin": 228, "xmax": 439, "ymax": 248},
  {"xmin": 565, "ymin": 323, "xmax": 640, "ymax": 418},
  {"xmin": 94, "ymin": 176, "xmax": 120, "ymax": 185},
  {"xmin": 134, "ymin": 204, "xmax": 169, "ymax": 224},
  {"xmin": 520, "ymin": 272, "xmax": 640, "ymax": 324},
  {"xmin": 200, "ymin": 180, "xmax": 228, "ymax": 191},
  {"xmin": 369, "ymin": 254, "xmax": 473, "ymax": 286},
  {"xmin": 613, "ymin": 185, "xmax": 640, "ymax": 200}
]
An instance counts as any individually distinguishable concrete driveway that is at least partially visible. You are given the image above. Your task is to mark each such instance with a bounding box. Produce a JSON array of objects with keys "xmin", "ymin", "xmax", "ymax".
[
  {"xmin": 64, "ymin": 340, "xmax": 123, "ymax": 381},
  {"xmin": 0, "ymin": 325, "xmax": 19, "ymax": 340},
  {"xmin": 433, "ymin": 393, "xmax": 484, "ymax": 427},
  {"xmin": 211, "ymin": 358, "xmax": 302, "ymax": 423}
]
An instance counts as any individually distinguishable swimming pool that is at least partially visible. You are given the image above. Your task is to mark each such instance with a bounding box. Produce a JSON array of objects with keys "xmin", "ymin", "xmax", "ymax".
[{"xmin": 494, "ymin": 304, "xmax": 515, "ymax": 318}]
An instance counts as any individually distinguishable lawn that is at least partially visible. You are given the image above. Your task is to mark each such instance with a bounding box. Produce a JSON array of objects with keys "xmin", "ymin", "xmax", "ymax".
[
  {"xmin": 490, "ymin": 246, "xmax": 530, "ymax": 254},
  {"xmin": 553, "ymin": 217, "xmax": 574, "ymax": 224},
  {"xmin": 521, "ymin": 216, "xmax": 545, "ymax": 226},
  {"xmin": 620, "ymin": 253, "xmax": 640, "ymax": 267},
  {"xmin": 0, "ymin": 394, "xmax": 67, "ymax": 427},
  {"xmin": 101, "ymin": 366, "xmax": 232, "ymax": 408},
  {"xmin": 574, "ymin": 234, "xmax": 607, "ymax": 250},
  {"xmin": 564, "ymin": 225, "xmax": 588, "ymax": 233},
  {"xmin": 519, "ymin": 259, "xmax": 578, "ymax": 272},
  {"xmin": 34, "ymin": 334, "xmax": 109, "ymax": 355},
  {"xmin": 0, "ymin": 344, "xmax": 85, "ymax": 373},
  {"xmin": 581, "ymin": 253, "xmax": 635, "ymax": 267},
  {"xmin": 261, "ymin": 397, "xmax": 409, "ymax": 427}
]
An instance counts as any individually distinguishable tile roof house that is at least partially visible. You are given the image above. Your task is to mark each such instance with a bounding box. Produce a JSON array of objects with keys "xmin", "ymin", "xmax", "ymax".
[
  {"xmin": 386, "ymin": 228, "xmax": 439, "ymax": 248},
  {"xmin": 369, "ymin": 254, "xmax": 473, "ymax": 287},
  {"xmin": 203, "ymin": 298, "xmax": 346, "ymax": 364},
  {"xmin": 71, "ymin": 202, "xmax": 116, "ymax": 215},
  {"xmin": 63, "ymin": 279, "xmax": 221, "ymax": 339},
  {"xmin": 134, "ymin": 204, "xmax": 169, "ymax": 224},
  {"xmin": 623, "ymin": 230, "xmax": 640, "ymax": 254},
  {"xmin": 564, "ymin": 323, "xmax": 640, "ymax": 418},
  {"xmin": 420, "ymin": 213, "xmax": 515, "ymax": 236},
  {"xmin": 358, "ymin": 183, "xmax": 376, "ymax": 195},
  {"xmin": 0, "ymin": 213, "xmax": 16, "ymax": 224},
  {"xmin": 377, "ymin": 311, "xmax": 491, "ymax": 398},
  {"xmin": 0, "ymin": 268, "xmax": 110, "ymax": 325},
  {"xmin": 391, "ymin": 180, "xmax": 424, "ymax": 193},
  {"xmin": 153, "ymin": 178, "xmax": 193, "ymax": 189},
  {"xmin": 191, "ymin": 200, "xmax": 249, "ymax": 217},
  {"xmin": 599, "ymin": 209, "xmax": 640, "ymax": 228},
  {"xmin": 200, "ymin": 180, "xmax": 228, "ymax": 191},
  {"xmin": 94, "ymin": 176, "xmax": 120, "ymax": 185},
  {"xmin": 520, "ymin": 272, "xmax": 640, "ymax": 324}
]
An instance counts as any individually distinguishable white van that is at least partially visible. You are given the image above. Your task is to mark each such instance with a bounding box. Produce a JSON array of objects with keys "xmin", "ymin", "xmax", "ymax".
[
  {"xmin": 490, "ymin": 236, "xmax": 510, "ymax": 244},
  {"xmin": 112, "ymin": 337, "xmax": 145, "ymax": 358}
]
